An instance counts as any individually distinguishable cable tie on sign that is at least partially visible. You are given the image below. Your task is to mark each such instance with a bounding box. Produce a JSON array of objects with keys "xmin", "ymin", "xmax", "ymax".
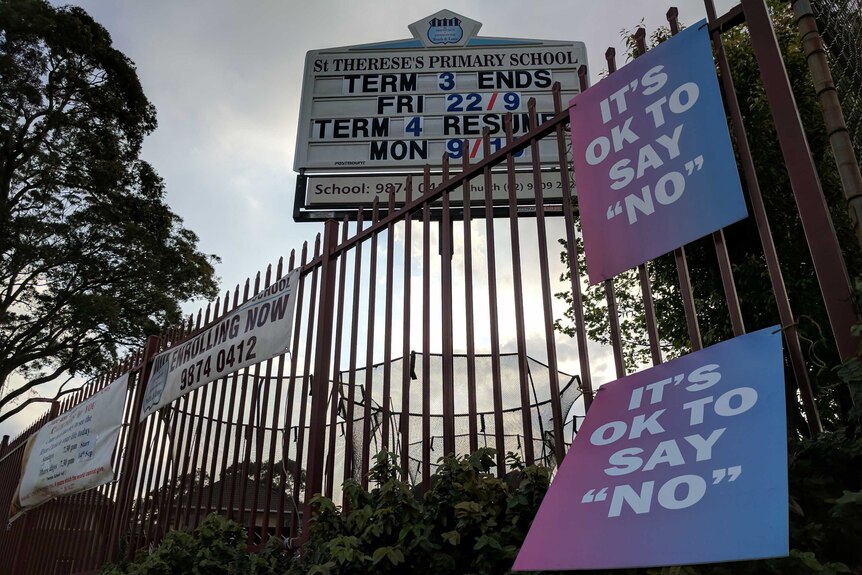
[{"xmin": 771, "ymin": 322, "xmax": 799, "ymax": 335}]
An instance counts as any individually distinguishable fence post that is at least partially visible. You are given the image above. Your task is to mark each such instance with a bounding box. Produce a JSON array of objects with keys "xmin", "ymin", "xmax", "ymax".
[
  {"xmin": 792, "ymin": 0, "xmax": 862, "ymax": 252},
  {"xmin": 106, "ymin": 335, "xmax": 161, "ymax": 562},
  {"xmin": 741, "ymin": 0, "xmax": 859, "ymax": 361},
  {"xmin": 302, "ymin": 220, "xmax": 339, "ymax": 538}
]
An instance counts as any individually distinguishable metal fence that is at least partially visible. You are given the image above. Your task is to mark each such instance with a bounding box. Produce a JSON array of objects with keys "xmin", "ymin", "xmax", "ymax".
[
  {"xmin": 1, "ymin": 1, "xmax": 860, "ymax": 573},
  {"xmin": 812, "ymin": 0, "xmax": 862, "ymax": 156}
]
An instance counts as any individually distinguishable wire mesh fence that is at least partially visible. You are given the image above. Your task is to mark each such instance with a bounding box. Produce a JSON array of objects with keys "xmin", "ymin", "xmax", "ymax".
[{"xmin": 813, "ymin": 0, "xmax": 862, "ymax": 156}]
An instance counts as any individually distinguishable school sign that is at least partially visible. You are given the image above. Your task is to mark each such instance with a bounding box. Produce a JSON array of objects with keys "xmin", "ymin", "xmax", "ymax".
[{"xmin": 293, "ymin": 9, "xmax": 588, "ymax": 219}]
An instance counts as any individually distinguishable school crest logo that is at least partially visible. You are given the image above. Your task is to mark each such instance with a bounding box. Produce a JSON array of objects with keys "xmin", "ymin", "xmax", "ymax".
[
  {"xmin": 141, "ymin": 356, "xmax": 169, "ymax": 415},
  {"xmin": 427, "ymin": 17, "xmax": 463, "ymax": 45}
]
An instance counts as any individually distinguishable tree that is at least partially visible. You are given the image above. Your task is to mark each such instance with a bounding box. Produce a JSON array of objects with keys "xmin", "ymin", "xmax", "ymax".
[
  {"xmin": 0, "ymin": 0, "xmax": 219, "ymax": 422},
  {"xmin": 554, "ymin": 1, "xmax": 862, "ymax": 434}
]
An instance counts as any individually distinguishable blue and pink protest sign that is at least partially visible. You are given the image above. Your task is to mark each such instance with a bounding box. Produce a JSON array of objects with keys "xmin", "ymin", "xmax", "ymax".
[
  {"xmin": 570, "ymin": 22, "xmax": 747, "ymax": 283},
  {"xmin": 513, "ymin": 327, "xmax": 788, "ymax": 571}
]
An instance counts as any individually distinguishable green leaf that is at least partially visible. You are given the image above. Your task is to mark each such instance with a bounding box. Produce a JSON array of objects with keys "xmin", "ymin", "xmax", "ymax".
[{"xmin": 371, "ymin": 546, "xmax": 391, "ymax": 565}]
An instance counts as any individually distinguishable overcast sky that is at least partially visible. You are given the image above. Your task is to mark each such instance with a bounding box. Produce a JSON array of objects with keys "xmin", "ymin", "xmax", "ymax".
[{"xmin": 1, "ymin": 0, "xmax": 740, "ymax": 439}]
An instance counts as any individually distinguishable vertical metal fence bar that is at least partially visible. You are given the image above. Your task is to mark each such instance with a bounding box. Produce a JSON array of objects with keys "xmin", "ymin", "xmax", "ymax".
[
  {"xmin": 381, "ymin": 193, "xmax": 396, "ymax": 452},
  {"xmin": 674, "ymin": 247, "xmax": 704, "ymax": 352},
  {"xmin": 249, "ymin": 267, "xmax": 275, "ymax": 545},
  {"xmin": 78, "ymin": 374, "xmax": 107, "ymax": 567},
  {"xmin": 342, "ymin": 216, "xmax": 364, "ymax": 494},
  {"xmin": 13, "ymin": 487, "xmax": 37, "ymax": 574},
  {"xmin": 481, "ymin": 130, "xmax": 507, "ymax": 474},
  {"xmin": 56, "ymin": 392, "xmax": 79, "ymax": 573},
  {"xmin": 504, "ymin": 114, "xmax": 535, "ymax": 465},
  {"xmin": 151, "ymin": 328, "xmax": 183, "ymax": 544},
  {"xmin": 129, "ymin": 355, "xmax": 159, "ymax": 551},
  {"xmin": 31, "ymin": 404, "xmax": 56, "ymax": 575},
  {"xmin": 554, "ymin": 80, "xmax": 595, "ymax": 410},
  {"xmin": 325, "ymin": 221, "xmax": 350, "ymax": 497},
  {"xmin": 9, "ymin": 430, "xmax": 34, "ymax": 574},
  {"xmin": 49, "ymin": 391, "xmax": 74, "ymax": 572},
  {"xmin": 665, "ymin": 8, "xmax": 746, "ymax": 338},
  {"xmin": 10, "ymin": 477, "xmax": 34, "ymax": 574},
  {"xmin": 712, "ymin": 227, "xmax": 746, "ymax": 336},
  {"xmin": 621, "ymin": 30, "xmax": 668, "ymax": 363},
  {"xmin": 279, "ymin": 242, "xmax": 311, "ymax": 537},
  {"xmin": 422, "ymin": 168, "xmax": 432, "ymax": 489},
  {"xmin": 135, "ymin": 367, "xmax": 167, "ymax": 553},
  {"xmin": 461, "ymin": 152, "xmax": 480, "ymax": 455},
  {"xmin": 85, "ymin": 366, "xmax": 117, "ymax": 569},
  {"xmin": 742, "ymin": 0, "xmax": 858, "ymax": 361},
  {"xmin": 193, "ymin": 304, "xmax": 221, "ymax": 529},
  {"xmin": 93, "ymin": 364, "xmax": 125, "ymax": 566},
  {"xmin": 182, "ymin": 328, "xmax": 209, "ymax": 530},
  {"xmin": 171, "ymin": 385, "xmax": 196, "ymax": 531},
  {"xmin": 292, "ymin": 236, "xmax": 322, "ymax": 536},
  {"xmin": 36, "ymin": 401, "xmax": 63, "ymax": 573},
  {"xmin": 160, "ymin": 336, "xmax": 187, "ymax": 533},
  {"xmin": 304, "ymin": 220, "xmax": 340, "ymax": 537},
  {"xmin": 38, "ymin": 392, "xmax": 70, "ymax": 574},
  {"xmin": 399, "ymin": 179, "xmax": 414, "ymax": 481},
  {"xmin": 527, "ymin": 98, "xmax": 566, "ymax": 464},
  {"xmin": 174, "ymin": 315, "xmax": 205, "ymax": 532},
  {"xmin": 0, "ymin": 435, "xmax": 12, "ymax": 568},
  {"xmin": 30, "ymin": 487, "xmax": 53, "ymax": 574},
  {"xmin": 440, "ymin": 155, "xmax": 456, "ymax": 457},
  {"xmin": 705, "ymin": 0, "xmax": 823, "ymax": 434},
  {"xmin": 361, "ymin": 200, "xmax": 380, "ymax": 488},
  {"xmin": 605, "ymin": 278, "xmax": 627, "ymax": 378},
  {"xmin": 215, "ymin": 287, "xmax": 240, "ymax": 517},
  {"xmin": 583, "ymin": 54, "xmax": 626, "ymax": 378},
  {"xmin": 262, "ymin": 259, "xmax": 287, "ymax": 541},
  {"xmin": 238, "ymin": 273, "xmax": 263, "ymax": 529},
  {"xmin": 139, "ymin": 338, "xmax": 170, "ymax": 557},
  {"xmin": 105, "ymin": 360, "xmax": 131, "ymax": 566},
  {"xmin": 226, "ymin": 281, "xmax": 251, "ymax": 522},
  {"xmin": 277, "ymin": 251, "xmax": 299, "ymax": 538},
  {"xmin": 56, "ymin": 385, "xmax": 87, "ymax": 573},
  {"xmin": 107, "ymin": 334, "xmax": 160, "ymax": 561}
]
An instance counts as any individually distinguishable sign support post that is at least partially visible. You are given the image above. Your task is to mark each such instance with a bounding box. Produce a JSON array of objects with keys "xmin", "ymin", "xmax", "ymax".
[
  {"xmin": 107, "ymin": 335, "xmax": 160, "ymax": 563},
  {"xmin": 742, "ymin": 0, "xmax": 859, "ymax": 361}
]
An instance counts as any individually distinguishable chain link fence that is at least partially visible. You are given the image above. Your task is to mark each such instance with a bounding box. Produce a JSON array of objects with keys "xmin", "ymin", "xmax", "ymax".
[{"xmin": 813, "ymin": 0, "xmax": 862, "ymax": 156}]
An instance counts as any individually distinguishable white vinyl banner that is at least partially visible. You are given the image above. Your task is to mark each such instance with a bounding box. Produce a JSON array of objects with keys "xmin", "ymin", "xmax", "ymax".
[
  {"xmin": 10, "ymin": 373, "xmax": 129, "ymax": 519},
  {"xmin": 140, "ymin": 269, "xmax": 301, "ymax": 421}
]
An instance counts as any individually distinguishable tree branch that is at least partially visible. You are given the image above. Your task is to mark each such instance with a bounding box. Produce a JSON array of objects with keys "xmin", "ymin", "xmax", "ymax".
[
  {"xmin": 0, "ymin": 377, "xmax": 85, "ymax": 426},
  {"xmin": 0, "ymin": 353, "xmax": 79, "ymax": 411}
]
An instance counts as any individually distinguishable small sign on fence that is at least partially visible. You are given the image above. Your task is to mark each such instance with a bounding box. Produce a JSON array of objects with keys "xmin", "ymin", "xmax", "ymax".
[
  {"xmin": 513, "ymin": 326, "xmax": 788, "ymax": 570},
  {"xmin": 570, "ymin": 21, "xmax": 747, "ymax": 283},
  {"xmin": 10, "ymin": 373, "xmax": 129, "ymax": 521},
  {"xmin": 140, "ymin": 269, "xmax": 301, "ymax": 421}
]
